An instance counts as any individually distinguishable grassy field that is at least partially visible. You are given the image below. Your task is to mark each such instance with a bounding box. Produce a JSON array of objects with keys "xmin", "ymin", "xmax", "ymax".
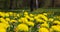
[
  {"xmin": 0, "ymin": 8, "xmax": 60, "ymax": 16},
  {"xmin": 0, "ymin": 8, "xmax": 60, "ymax": 32},
  {"xmin": 0, "ymin": 8, "xmax": 60, "ymax": 12}
]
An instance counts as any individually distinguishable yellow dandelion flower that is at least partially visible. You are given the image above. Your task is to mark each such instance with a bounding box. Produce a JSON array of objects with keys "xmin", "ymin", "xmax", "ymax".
[
  {"xmin": 10, "ymin": 20, "xmax": 17, "ymax": 23},
  {"xmin": 0, "ymin": 12, "xmax": 2, "ymax": 14},
  {"xmin": 24, "ymin": 15, "xmax": 30, "ymax": 19},
  {"xmin": 17, "ymin": 14, "xmax": 20, "ymax": 17},
  {"xmin": 51, "ymin": 25, "xmax": 60, "ymax": 31},
  {"xmin": 39, "ymin": 27, "xmax": 49, "ymax": 32},
  {"xmin": 0, "ymin": 18, "xmax": 7, "ymax": 23},
  {"xmin": 9, "ymin": 12, "xmax": 13, "ymax": 16},
  {"xmin": 16, "ymin": 24, "xmax": 28, "ymax": 31},
  {"xmin": 53, "ymin": 20, "xmax": 60, "ymax": 25},
  {"xmin": 56, "ymin": 16, "xmax": 60, "ymax": 18},
  {"xmin": 30, "ymin": 14, "xmax": 34, "ymax": 17},
  {"xmin": 0, "ymin": 13, "xmax": 5, "ymax": 17},
  {"xmin": 40, "ymin": 22, "xmax": 49, "ymax": 28},
  {"xmin": 9, "ymin": 12, "xmax": 13, "ymax": 14},
  {"xmin": 34, "ymin": 16, "xmax": 39, "ymax": 19},
  {"xmin": 18, "ymin": 18, "xmax": 28, "ymax": 23},
  {"xmin": 26, "ymin": 22, "xmax": 34, "ymax": 27},
  {"xmin": 24, "ymin": 12, "xmax": 28, "ymax": 15},
  {"xmin": 13, "ymin": 13, "xmax": 17, "ymax": 17},
  {"xmin": 43, "ymin": 13, "xmax": 47, "ymax": 16},
  {"xmin": 5, "ymin": 18, "xmax": 10, "ymax": 21},
  {"xmin": 0, "ymin": 23, "xmax": 10, "ymax": 29},
  {"xmin": 0, "ymin": 18, "xmax": 5, "ymax": 21},
  {"xmin": 0, "ymin": 18, "xmax": 9, "ymax": 24},
  {"xmin": 36, "ymin": 19, "xmax": 45, "ymax": 23},
  {"xmin": 18, "ymin": 19, "xmax": 21, "ymax": 22},
  {"xmin": 0, "ymin": 28, "xmax": 6, "ymax": 32},
  {"xmin": 28, "ymin": 18, "xmax": 34, "ymax": 21},
  {"xmin": 49, "ymin": 28, "xmax": 53, "ymax": 32},
  {"xmin": 5, "ymin": 13, "xmax": 9, "ymax": 17},
  {"xmin": 37, "ymin": 14, "xmax": 48, "ymax": 21}
]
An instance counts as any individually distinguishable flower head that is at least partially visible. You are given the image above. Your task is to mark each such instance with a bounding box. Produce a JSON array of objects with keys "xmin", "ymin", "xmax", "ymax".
[
  {"xmin": 40, "ymin": 22, "xmax": 49, "ymax": 28},
  {"xmin": 16, "ymin": 24, "xmax": 29, "ymax": 32},
  {"xmin": 53, "ymin": 20, "xmax": 60, "ymax": 25},
  {"xmin": 10, "ymin": 20, "xmax": 17, "ymax": 23},
  {"xmin": 0, "ymin": 23, "xmax": 10, "ymax": 29},
  {"xmin": 0, "ymin": 28, "xmax": 6, "ymax": 32},
  {"xmin": 30, "ymin": 14, "xmax": 34, "ymax": 17},
  {"xmin": 39, "ymin": 27, "xmax": 49, "ymax": 32},
  {"xmin": 24, "ymin": 12, "xmax": 28, "ymax": 15},
  {"xmin": 5, "ymin": 18, "xmax": 10, "ymax": 21},
  {"xmin": 51, "ymin": 25, "xmax": 60, "ymax": 32},
  {"xmin": 18, "ymin": 18, "xmax": 28, "ymax": 23},
  {"xmin": 26, "ymin": 22, "xmax": 34, "ymax": 27}
]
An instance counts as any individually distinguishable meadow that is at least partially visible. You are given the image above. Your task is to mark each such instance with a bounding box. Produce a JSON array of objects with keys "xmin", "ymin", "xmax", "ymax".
[{"xmin": 0, "ymin": 8, "xmax": 60, "ymax": 32}]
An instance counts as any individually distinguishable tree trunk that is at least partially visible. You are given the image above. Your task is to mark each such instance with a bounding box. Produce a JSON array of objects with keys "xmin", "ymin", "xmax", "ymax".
[
  {"xmin": 10, "ymin": 0, "xmax": 13, "ymax": 9},
  {"xmin": 30, "ymin": 0, "xmax": 34, "ymax": 12},
  {"xmin": 36, "ymin": 0, "xmax": 38, "ymax": 9}
]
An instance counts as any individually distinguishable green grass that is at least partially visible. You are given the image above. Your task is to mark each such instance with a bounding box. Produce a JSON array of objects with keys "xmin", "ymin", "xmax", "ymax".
[
  {"xmin": 0, "ymin": 8, "xmax": 60, "ymax": 14},
  {"xmin": 34, "ymin": 8, "xmax": 60, "ymax": 12}
]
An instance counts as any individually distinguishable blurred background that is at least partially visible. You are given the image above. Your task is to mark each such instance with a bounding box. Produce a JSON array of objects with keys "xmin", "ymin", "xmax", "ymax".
[{"xmin": 0, "ymin": 0, "xmax": 60, "ymax": 12}]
